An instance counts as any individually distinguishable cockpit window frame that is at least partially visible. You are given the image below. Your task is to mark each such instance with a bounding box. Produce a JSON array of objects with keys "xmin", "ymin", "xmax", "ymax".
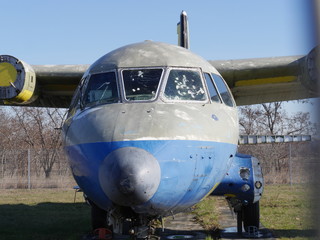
[
  {"xmin": 67, "ymin": 76, "xmax": 86, "ymax": 117},
  {"xmin": 81, "ymin": 70, "xmax": 121, "ymax": 109},
  {"xmin": 203, "ymin": 72, "xmax": 222, "ymax": 104},
  {"xmin": 119, "ymin": 67, "xmax": 165, "ymax": 103},
  {"xmin": 160, "ymin": 67, "xmax": 209, "ymax": 104},
  {"xmin": 210, "ymin": 73, "xmax": 236, "ymax": 108}
]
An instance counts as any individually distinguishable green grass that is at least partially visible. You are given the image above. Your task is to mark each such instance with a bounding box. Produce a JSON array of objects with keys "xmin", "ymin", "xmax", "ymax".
[
  {"xmin": 192, "ymin": 184, "xmax": 317, "ymax": 240},
  {"xmin": 192, "ymin": 196, "xmax": 219, "ymax": 231},
  {"xmin": 0, "ymin": 189, "xmax": 90, "ymax": 240},
  {"xmin": 0, "ymin": 185, "xmax": 317, "ymax": 240},
  {"xmin": 260, "ymin": 184, "xmax": 317, "ymax": 240}
]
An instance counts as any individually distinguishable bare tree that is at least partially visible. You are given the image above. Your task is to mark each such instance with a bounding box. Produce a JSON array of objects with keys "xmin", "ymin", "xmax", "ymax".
[
  {"xmin": 10, "ymin": 107, "xmax": 67, "ymax": 178},
  {"xmin": 238, "ymin": 100, "xmax": 317, "ymax": 183},
  {"xmin": 0, "ymin": 107, "xmax": 14, "ymax": 148},
  {"xmin": 239, "ymin": 101, "xmax": 316, "ymax": 136},
  {"xmin": 260, "ymin": 102, "xmax": 283, "ymax": 134},
  {"xmin": 238, "ymin": 105, "xmax": 262, "ymax": 135},
  {"xmin": 285, "ymin": 111, "xmax": 316, "ymax": 135}
]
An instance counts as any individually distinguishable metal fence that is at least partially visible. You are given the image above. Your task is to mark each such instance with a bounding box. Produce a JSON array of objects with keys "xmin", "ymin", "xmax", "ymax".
[
  {"xmin": 0, "ymin": 148, "xmax": 74, "ymax": 189},
  {"xmin": 238, "ymin": 141, "xmax": 319, "ymax": 184}
]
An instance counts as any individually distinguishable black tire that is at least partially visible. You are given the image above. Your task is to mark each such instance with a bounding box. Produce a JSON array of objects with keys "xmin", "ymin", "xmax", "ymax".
[
  {"xmin": 122, "ymin": 220, "xmax": 132, "ymax": 235},
  {"xmin": 236, "ymin": 210, "xmax": 243, "ymax": 234},
  {"xmin": 242, "ymin": 201, "xmax": 260, "ymax": 232},
  {"xmin": 90, "ymin": 201, "xmax": 107, "ymax": 230}
]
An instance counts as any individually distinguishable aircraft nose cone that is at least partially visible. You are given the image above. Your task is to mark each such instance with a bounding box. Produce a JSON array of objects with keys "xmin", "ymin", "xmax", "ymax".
[{"xmin": 99, "ymin": 147, "xmax": 161, "ymax": 206}]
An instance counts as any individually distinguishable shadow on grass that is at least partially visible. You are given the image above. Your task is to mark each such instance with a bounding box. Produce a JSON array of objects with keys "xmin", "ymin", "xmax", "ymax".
[
  {"xmin": 156, "ymin": 228, "xmax": 219, "ymax": 240},
  {"xmin": 0, "ymin": 202, "xmax": 90, "ymax": 240},
  {"xmin": 272, "ymin": 228, "xmax": 318, "ymax": 239}
]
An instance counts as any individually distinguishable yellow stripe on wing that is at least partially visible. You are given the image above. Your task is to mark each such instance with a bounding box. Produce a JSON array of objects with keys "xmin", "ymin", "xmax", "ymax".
[{"xmin": 235, "ymin": 76, "xmax": 296, "ymax": 87}]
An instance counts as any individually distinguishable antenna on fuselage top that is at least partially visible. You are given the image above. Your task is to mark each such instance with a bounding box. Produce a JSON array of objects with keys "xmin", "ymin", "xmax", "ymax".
[{"xmin": 177, "ymin": 11, "xmax": 190, "ymax": 49}]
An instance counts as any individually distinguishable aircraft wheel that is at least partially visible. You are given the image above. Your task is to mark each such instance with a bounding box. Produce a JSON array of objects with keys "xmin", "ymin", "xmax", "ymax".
[
  {"xmin": 90, "ymin": 200, "xmax": 107, "ymax": 230},
  {"xmin": 236, "ymin": 210, "xmax": 243, "ymax": 234},
  {"xmin": 122, "ymin": 219, "xmax": 132, "ymax": 235},
  {"xmin": 242, "ymin": 201, "xmax": 260, "ymax": 232}
]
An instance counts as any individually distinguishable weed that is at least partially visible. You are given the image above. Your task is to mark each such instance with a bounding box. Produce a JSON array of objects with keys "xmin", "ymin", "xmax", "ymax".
[{"xmin": 192, "ymin": 196, "xmax": 219, "ymax": 231}]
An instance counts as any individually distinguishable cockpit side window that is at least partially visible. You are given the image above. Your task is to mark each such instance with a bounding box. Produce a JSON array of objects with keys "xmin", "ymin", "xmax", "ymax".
[
  {"xmin": 67, "ymin": 83, "xmax": 81, "ymax": 118},
  {"xmin": 164, "ymin": 69, "xmax": 206, "ymax": 101},
  {"xmin": 211, "ymin": 73, "xmax": 235, "ymax": 107},
  {"xmin": 204, "ymin": 73, "xmax": 221, "ymax": 103},
  {"xmin": 122, "ymin": 69, "xmax": 163, "ymax": 101},
  {"xmin": 83, "ymin": 72, "xmax": 119, "ymax": 107}
]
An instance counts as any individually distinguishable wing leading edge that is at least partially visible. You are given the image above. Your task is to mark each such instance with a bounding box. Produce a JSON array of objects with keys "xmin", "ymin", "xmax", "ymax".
[
  {"xmin": 211, "ymin": 47, "xmax": 319, "ymax": 105},
  {"xmin": 0, "ymin": 47, "xmax": 318, "ymax": 108}
]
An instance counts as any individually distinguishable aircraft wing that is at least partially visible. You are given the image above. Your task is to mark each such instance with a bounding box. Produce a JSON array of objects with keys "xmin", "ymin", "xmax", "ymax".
[
  {"xmin": 210, "ymin": 47, "xmax": 319, "ymax": 105},
  {"xmin": 0, "ymin": 55, "xmax": 89, "ymax": 108},
  {"xmin": 0, "ymin": 47, "xmax": 318, "ymax": 108},
  {"xmin": 29, "ymin": 64, "xmax": 89, "ymax": 108}
]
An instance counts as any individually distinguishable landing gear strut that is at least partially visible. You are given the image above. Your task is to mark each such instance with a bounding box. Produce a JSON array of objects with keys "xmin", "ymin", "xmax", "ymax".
[
  {"xmin": 87, "ymin": 199, "xmax": 113, "ymax": 240},
  {"xmin": 236, "ymin": 201, "xmax": 260, "ymax": 235},
  {"xmin": 91, "ymin": 201, "xmax": 108, "ymax": 230},
  {"xmin": 86, "ymin": 197, "xmax": 156, "ymax": 239}
]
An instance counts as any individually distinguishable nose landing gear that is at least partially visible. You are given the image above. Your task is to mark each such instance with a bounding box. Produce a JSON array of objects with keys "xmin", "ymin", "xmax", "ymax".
[
  {"xmin": 86, "ymin": 196, "xmax": 158, "ymax": 240},
  {"xmin": 235, "ymin": 201, "xmax": 260, "ymax": 237}
]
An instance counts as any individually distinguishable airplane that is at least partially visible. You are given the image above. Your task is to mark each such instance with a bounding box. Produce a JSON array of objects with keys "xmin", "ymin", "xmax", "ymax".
[{"xmin": 0, "ymin": 11, "xmax": 318, "ymax": 239}]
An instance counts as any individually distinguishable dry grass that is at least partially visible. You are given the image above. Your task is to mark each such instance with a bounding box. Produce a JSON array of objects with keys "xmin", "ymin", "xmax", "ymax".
[
  {"xmin": 192, "ymin": 184, "xmax": 317, "ymax": 240},
  {"xmin": 260, "ymin": 184, "xmax": 317, "ymax": 240},
  {"xmin": 0, "ymin": 175, "xmax": 77, "ymax": 189},
  {"xmin": 192, "ymin": 196, "xmax": 220, "ymax": 231},
  {"xmin": 0, "ymin": 185, "xmax": 318, "ymax": 240}
]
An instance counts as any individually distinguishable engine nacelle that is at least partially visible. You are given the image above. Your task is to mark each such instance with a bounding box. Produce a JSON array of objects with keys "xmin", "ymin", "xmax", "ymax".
[
  {"xmin": 0, "ymin": 55, "xmax": 37, "ymax": 104},
  {"xmin": 212, "ymin": 153, "xmax": 264, "ymax": 205}
]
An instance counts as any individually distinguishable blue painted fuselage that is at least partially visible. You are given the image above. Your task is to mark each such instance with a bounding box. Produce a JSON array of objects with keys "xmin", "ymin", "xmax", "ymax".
[
  {"xmin": 64, "ymin": 102, "xmax": 238, "ymax": 217},
  {"xmin": 66, "ymin": 139, "xmax": 236, "ymax": 215}
]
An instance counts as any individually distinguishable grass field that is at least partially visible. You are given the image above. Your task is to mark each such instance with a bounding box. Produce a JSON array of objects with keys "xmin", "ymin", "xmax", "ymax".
[
  {"xmin": 0, "ymin": 189, "xmax": 90, "ymax": 240},
  {"xmin": 260, "ymin": 184, "xmax": 317, "ymax": 240},
  {"xmin": 192, "ymin": 195, "xmax": 219, "ymax": 232},
  {"xmin": 191, "ymin": 184, "xmax": 317, "ymax": 240},
  {"xmin": 0, "ymin": 185, "xmax": 317, "ymax": 240}
]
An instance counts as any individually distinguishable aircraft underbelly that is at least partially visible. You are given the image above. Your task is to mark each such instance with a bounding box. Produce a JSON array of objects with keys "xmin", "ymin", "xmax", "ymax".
[{"xmin": 66, "ymin": 139, "xmax": 236, "ymax": 214}]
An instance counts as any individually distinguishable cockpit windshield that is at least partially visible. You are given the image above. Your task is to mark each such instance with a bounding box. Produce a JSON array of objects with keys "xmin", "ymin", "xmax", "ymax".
[
  {"xmin": 80, "ymin": 68, "xmax": 209, "ymax": 108},
  {"xmin": 122, "ymin": 69, "xmax": 163, "ymax": 101},
  {"xmin": 163, "ymin": 69, "xmax": 206, "ymax": 101},
  {"xmin": 83, "ymin": 72, "xmax": 119, "ymax": 107}
]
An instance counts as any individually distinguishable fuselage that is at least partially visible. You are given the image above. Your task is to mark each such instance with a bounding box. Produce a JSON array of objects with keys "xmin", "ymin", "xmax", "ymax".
[{"xmin": 62, "ymin": 41, "xmax": 239, "ymax": 217}]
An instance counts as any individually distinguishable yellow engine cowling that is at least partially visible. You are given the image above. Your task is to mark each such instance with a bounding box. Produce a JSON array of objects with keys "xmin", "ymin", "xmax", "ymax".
[{"xmin": 0, "ymin": 55, "xmax": 37, "ymax": 105}]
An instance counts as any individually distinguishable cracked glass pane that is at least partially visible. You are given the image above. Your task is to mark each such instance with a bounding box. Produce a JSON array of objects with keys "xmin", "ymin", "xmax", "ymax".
[
  {"xmin": 164, "ymin": 69, "xmax": 206, "ymax": 101},
  {"xmin": 123, "ymin": 69, "xmax": 163, "ymax": 101}
]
